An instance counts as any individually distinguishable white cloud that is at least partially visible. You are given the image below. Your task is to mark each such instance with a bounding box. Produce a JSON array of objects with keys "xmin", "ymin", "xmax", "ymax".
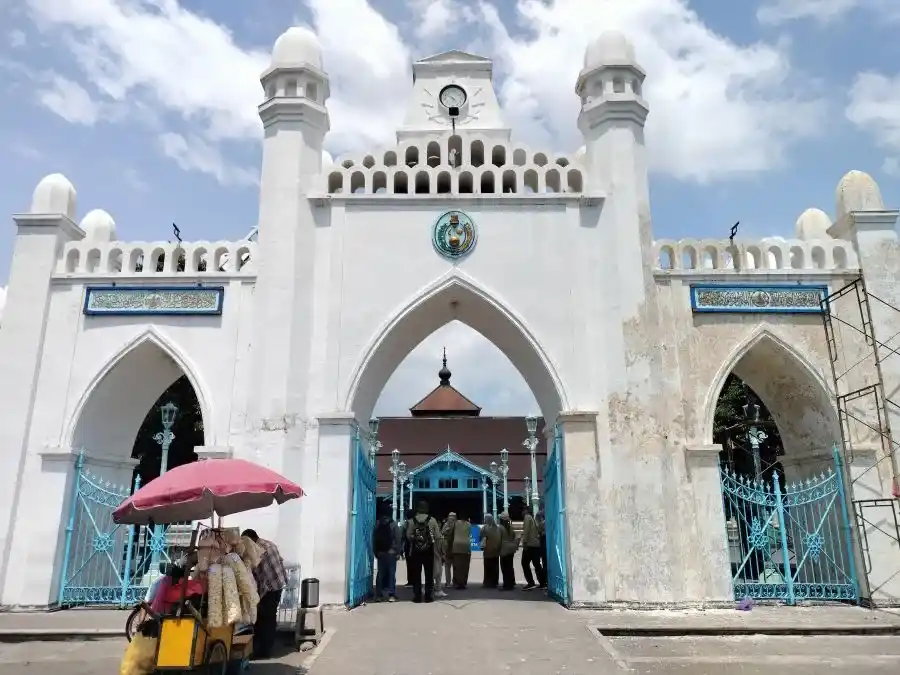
[
  {"xmin": 0, "ymin": 285, "xmax": 6, "ymax": 326},
  {"xmin": 159, "ymin": 133, "xmax": 259, "ymax": 187},
  {"xmin": 410, "ymin": 0, "xmax": 462, "ymax": 42},
  {"xmin": 846, "ymin": 72, "xmax": 900, "ymax": 175},
  {"xmin": 37, "ymin": 73, "xmax": 101, "ymax": 125},
  {"xmin": 25, "ymin": 0, "xmax": 826, "ymax": 183},
  {"xmin": 757, "ymin": 0, "xmax": 900, "ymax": 24},
  {"xmin": 475, "ymin": 0, "xmax": 825, "ymax": 182},
  {"xmin": 757, "ymin": 0, "xmax": 860, "ymax": 23},
  {"xmin": 9, "ymin": 29, "xmax": 27, "ymax": 48}
]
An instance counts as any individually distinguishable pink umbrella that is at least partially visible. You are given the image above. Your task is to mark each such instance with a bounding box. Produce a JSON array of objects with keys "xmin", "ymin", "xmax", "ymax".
[{"xmin": 113, "ymin": 459, "xmax": 305, "ymax": 525}]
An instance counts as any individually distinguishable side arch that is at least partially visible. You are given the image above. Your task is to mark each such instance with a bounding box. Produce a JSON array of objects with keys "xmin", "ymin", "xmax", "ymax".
[
  {"xmin": 344, "ymin": 272, "xmax": 569, "ymax": 422},
  {"xmin": 701, "ymin": 325, "xmax": 839, "ymax": 457},
  {"xmin": 66, "ymin": 328, "xmax": 212, "ymax": 456}
]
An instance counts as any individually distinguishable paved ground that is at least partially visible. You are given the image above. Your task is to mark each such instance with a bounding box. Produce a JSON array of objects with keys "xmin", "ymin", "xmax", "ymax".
[
  {"xmin": 606, "ymin": 635, "xmax": 900, "ymax": 674},
  {"xmin": 3, "ymin": 554, "xmax": 900, "ymax": 673}
]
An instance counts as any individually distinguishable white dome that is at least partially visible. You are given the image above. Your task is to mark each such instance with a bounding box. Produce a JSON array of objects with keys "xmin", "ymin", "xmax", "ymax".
[
  {"xmin": 80, "ymin": 209, "xmax": 117, "ymax": 242},
  {"xmin": 271, "ymin": 26, "xmax": 323, "ymax": 69},
  {"xmin": 584, "ymin": 31, "xmax": 637, "ymax": 70},
  {"xmin": 836, "ymin": 170, "xmax": 884, "ymax": 218},
  {"xmin": 30, "ymin": 173, "xmax": 76, "ymax": 219},
  {"xmin": 0, "ymin": 285, "xmax": 6, "ymax": 327},
  {"xmin": 322, "ymin": 150, "xmax": 334, "ymax": 167},
  {"xmin": 795, "ymin": 208, "xmax": 832, "ymax": 241}
]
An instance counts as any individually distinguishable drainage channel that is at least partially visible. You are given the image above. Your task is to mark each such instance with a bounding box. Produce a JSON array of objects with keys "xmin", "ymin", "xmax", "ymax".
[{"xmin": 594, "ymin": 625, "xmax": 900, "ymax": 637}]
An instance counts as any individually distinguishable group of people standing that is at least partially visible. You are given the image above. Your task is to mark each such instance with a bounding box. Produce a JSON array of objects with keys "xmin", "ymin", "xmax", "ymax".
[{"xmin": 372, "ymin": 500, "xmax": 548, "ymax": 603}]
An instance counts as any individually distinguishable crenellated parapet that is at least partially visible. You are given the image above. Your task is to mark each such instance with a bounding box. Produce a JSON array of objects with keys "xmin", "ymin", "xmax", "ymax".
[
  {"xmin": 322, "ymin": 134, "xmax": 585, "ymax": 196},
  {"xmin": 56, "ymin": 239, "xmax": 257, "ymax": 278},
  {"xmin": 653, "ymin": 237, "xmax": 858, "ymax": 274}
]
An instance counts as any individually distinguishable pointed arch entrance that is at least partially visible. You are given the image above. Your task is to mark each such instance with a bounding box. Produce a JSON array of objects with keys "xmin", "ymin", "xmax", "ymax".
[
  {"xmin": 346, "ymin": 275, "xmax": 567, "ymax": 421},
  {"xmin": 57, "ymin": 331, "xmax": 208, "ymax": 607},
  {"xmin": 707, "ymin": 328, "xmax": 857, "ymax": 605},
  {"xmin": 342, "ymin": 274, "xmax": 570, "ymax": 607}
]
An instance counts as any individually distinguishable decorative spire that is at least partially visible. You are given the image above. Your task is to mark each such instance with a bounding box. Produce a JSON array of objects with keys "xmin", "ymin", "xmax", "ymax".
[{"xmin": 439, "ymin": 347, "xmax": 452, "ymax": 385}]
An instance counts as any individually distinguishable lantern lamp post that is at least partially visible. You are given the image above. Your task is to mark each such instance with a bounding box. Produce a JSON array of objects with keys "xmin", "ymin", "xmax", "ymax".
[
  {"xmin": 499, "ymin": 449, "xmax": 509, "ymax": 511},
  {"xmin": 149, "ymin": 401, "xmax": 178, "ymax": 578},
  {"xmin": 390, "ymin": 449, "xmax": 400, "ymax": 521},
  {"xmin": 524, "ymin": 476, "xmax": 532, "ymax": 507},
  {"xmin": 397, "ymin": 461, "xmax": 408, "ymax": 519},
  {"xmin": 489, "ymin": 461, "xmax": 499, "ymax": 520},
  {"xmin": 742, "ymin": 402, "xmax": 768, "ymax": 482},
  {"xmin": 154, "ymin": 401, "xmax": 179, "ymax": 476},
  {"xmin": 523, "ymin": 415, "xmax": 540, "ymax": 514},
  {"xmin": 368, "ymin": 417, "xmax": 382, "ymax": 467}
]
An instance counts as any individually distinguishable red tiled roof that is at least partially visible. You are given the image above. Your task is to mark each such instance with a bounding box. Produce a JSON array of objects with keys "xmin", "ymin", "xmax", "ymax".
[{"xmin": 409, "ymin": 383, "xmax": 481, "ymax": 416}]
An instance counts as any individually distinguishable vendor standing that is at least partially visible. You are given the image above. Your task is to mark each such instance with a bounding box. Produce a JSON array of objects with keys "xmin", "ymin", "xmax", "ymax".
[{"xmin": 241, "ymin": 529, "xmax": 288, "ymax": 659}]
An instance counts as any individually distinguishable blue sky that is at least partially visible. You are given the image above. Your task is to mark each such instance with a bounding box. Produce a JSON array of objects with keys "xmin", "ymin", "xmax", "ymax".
[{"xmin": 1, "ymin": 0, "xmax": 899, "ymax": 417}]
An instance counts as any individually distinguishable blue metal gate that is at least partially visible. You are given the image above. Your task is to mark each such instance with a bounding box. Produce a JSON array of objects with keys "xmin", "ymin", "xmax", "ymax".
[
  {"xmin": 346, "ymin": 427, "xmax": 377, "ymax": 608},
  {"xmin": 57, "ymin": 451, "xmax": 188, "ymax": 607},
  {"xmin": 543, "ymin": 424, "xmax": 570, "ymax": 605},
  {"xmin": 720, "ymin": 445, "xmax": 858, "ymax": 604}
]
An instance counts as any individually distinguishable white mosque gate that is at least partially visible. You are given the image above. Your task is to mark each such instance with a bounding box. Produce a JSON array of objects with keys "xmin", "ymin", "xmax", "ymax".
[{"xmin": 1, "ymin": 24, "xmax": 900, "ymax": 610}]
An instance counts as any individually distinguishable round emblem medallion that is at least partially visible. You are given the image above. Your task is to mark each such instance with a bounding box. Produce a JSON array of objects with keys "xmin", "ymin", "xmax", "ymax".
[{"xmin": 433, "ymin": 211, "xmax": 477, "ymax": 260}]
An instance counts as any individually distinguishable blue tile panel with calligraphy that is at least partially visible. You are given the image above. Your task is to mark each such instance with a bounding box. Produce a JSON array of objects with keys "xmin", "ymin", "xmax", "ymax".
[
  {"xmin": 84, "ymin": 286, "xmax": 225, "ymax": 316},
  {"xmin": 690, "ymin": 284, "xmax": 828, "ymax": 314}
]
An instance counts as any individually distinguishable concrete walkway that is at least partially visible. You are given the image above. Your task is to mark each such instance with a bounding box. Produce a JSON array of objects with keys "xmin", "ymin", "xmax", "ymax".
[{"xmin": 308, "ymin": 594, "xmax": 617, "ymax": 675}]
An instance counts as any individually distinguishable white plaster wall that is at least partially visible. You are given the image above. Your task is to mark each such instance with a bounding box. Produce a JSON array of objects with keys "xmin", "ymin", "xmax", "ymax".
[
  {"xmin": 0, "ymin": 278, "xmax": 254, "ymax": 607},
  {"xmin": 322, "ymin": 200, "xmax": 608, "ymax": 421}
]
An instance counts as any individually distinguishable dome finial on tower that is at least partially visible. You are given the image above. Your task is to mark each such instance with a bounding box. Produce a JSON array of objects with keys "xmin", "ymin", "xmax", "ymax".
[{"xmin": 439, "ymin": 347, "xmax": 452, "ymax": 386}]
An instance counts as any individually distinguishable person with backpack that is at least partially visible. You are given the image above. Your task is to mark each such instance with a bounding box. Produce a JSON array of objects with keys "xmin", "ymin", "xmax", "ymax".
[
  {"xmin": 372, "ymin": 509, "xmax": 401, "ymax": 602},
  {"xmin": 405, "ymin": 500, "xmax": 442, "ymax": 603}
]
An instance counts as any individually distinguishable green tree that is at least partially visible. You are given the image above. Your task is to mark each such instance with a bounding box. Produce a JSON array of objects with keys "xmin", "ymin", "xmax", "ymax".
[
  {"xmin": 713, "ymin": 374, "xmax": 783, "ymax": 481},
  {"xmin": 130, "ymin": 375, "xmax": 204, "ymax": 489}
]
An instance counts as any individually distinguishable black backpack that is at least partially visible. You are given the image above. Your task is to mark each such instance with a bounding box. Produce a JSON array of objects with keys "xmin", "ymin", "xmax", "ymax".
[
  {"xmin": 411, "ymin": 517, "xmax": 434, "ymax": 554},
  {"xmin": 374, "ymin": 521, "xmax": 393, "ymax": 553}
]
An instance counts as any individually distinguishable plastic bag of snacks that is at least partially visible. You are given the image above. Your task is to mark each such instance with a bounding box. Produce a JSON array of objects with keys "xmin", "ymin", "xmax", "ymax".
[
  {"xmin": 225, "ymin": 552, "xmax": 259, "ymax": 622},
  {"xmin": 119, "ymin": 634, "xmax": 158, "ymax": 675},
  {"xmin": 222, "ymin": 565, "xmax": 243, "ymax": 625},
  {"xmin": 206, "ymin": 564, "xmax": 224, "ymax": 628}
]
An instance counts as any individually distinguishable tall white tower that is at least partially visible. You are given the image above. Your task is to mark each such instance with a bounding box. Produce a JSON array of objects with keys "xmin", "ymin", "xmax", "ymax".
[
  {"xmin": 245, "ymin": 26, "xmax": 329, "ymax": 546},
  {"xmin": 577, "ymin": 32, "xmax": 651, "ymax": 297}
]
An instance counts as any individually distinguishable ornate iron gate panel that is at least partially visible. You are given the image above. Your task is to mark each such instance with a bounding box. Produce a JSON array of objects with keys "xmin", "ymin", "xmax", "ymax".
[
  {"xmin": 720, "ymin": 445, "xmax": 858, "ymax": 604},
  {"xmin": 543, "ymin": 425, "xmax": 570, "ymax": 606},
  {"xmin": 346, "ymin": 428, "xmax": 377, "ymax": 608},
  {"xmin": 58, "ymin": 452, "xmax": 187, "ymax": 607}
]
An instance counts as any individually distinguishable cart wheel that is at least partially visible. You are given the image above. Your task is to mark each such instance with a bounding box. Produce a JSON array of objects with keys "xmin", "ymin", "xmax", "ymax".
[
  {"xmin": 124, "ymin": 606, "xmax": 143, "ymax": 643},
  {"xmin": 206, "ymin": 640, "xmax": 228, "ymax": 675}
]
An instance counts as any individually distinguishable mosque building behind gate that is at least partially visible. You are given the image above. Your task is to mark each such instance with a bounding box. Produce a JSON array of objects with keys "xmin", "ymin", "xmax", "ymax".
[{"xmin": 376, "ymin": 353, "xmax": 546, "ymax": 522}]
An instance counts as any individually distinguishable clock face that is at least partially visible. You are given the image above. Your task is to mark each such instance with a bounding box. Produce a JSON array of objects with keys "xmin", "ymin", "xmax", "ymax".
[{"xmin": 439, "ymin": 84, "xmax": 467, "ymax": 109}]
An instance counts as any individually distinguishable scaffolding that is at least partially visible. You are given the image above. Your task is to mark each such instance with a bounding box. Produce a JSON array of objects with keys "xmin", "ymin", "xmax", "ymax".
[{"xmin": 821, "ymin": 276, "xmax": 900, "ymax": 605}]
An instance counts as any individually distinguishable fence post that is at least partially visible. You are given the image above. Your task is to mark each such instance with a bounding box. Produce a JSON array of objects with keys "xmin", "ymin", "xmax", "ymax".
[
  {"xmin": 773, "ymin": 471, "xmax": 794, "ymax": 605},
  {"xmin": 120, "ymin": 474, "xmax": 141, "ymax": 607},
  {"xmin": 833, "ymin": 444, "xmax": 860, "ymax": 603},
  {"xmin": 57, "ymin": 450, "xmax": 86, "ymax": 606}
]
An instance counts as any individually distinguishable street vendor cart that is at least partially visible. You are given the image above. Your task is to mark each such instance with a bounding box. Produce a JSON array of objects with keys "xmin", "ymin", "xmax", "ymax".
[{"xmin": 113, "ymin": 458, "xmax": 305, "ymax": 675}]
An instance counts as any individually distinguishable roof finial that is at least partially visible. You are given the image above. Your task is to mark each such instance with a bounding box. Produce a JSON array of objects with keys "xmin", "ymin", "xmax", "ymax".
[{"xmin": 439, "ymin": 347, "xmax": 451, "ymax": 385}]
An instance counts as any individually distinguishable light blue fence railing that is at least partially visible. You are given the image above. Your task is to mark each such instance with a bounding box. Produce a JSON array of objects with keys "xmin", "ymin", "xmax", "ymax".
[
  {"xmin": 57, "ymin": 451, "xmax": 191, "ymax": 607},
  {"xmin": 721, "ymin": 445, "xmax": 858, "ymax": 605}
]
